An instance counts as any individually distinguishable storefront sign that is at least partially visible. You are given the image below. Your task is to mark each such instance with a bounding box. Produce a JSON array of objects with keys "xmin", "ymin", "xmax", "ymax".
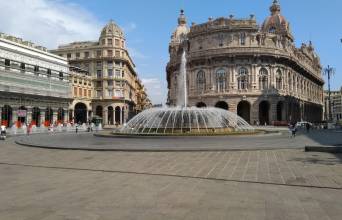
[{"xmin": 17, "ymin": 110, "xmax": 27, "ymax": 117}]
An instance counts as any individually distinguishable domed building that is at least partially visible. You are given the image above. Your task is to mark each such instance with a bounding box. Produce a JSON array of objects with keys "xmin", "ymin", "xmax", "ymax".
[
  {"xmin": 51, "ymin": 20, "xmax": 150, "ymax": 126},
  {"xmin": 166, "ymin": 1, "xmax": 324, "ymax": 125}
]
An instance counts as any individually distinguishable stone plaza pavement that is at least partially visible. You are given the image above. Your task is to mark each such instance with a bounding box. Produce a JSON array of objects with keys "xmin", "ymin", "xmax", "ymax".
[{"xmin": 0, "ymin": 132, "xmax": 342, "ymax": 219}]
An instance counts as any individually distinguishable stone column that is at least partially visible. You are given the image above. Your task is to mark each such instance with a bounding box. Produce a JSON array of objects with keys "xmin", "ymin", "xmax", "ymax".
[
  {"xmin": 26, "ymin": 107, "xmax": 32, "ymax": 125},
  {"xmin": 120, "ymin": 107, "xmax": 123, "ymax": 125},
  {"xmin": 40, "ymin": 108, "xmax": 45, "ymax": 127},
  {"xmin": 64, "ymin": 108, "xmax": 68, "ymax": 124},
  {"xmin": 52, "ymin": 108, "xmax": 58, "ymax": 124},
  {"xmin": 103, "ymin": 109, "xmax": 108, "ymax": 125},
  {"xmin": 12, "ymin": 106, "xmax": 18, "ymax": 127}
]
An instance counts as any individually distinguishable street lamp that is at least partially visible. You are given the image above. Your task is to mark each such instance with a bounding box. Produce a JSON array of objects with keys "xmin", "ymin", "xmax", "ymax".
[{"xmin": 323, "ymin": 65, "xmax": 335, "ymax": 122}]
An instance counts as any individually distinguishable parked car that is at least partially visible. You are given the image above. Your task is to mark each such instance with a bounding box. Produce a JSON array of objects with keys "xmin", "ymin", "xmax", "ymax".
[{"xmin": 296, "ymin": 121, "xmax": 313, "ymax": 128}]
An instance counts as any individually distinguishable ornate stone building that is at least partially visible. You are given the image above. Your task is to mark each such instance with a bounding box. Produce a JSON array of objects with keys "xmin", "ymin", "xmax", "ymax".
[
  {"xmin": 0, "ymin": 33, "xmax": 71, "ymax": 127},
  {"xmin": 51, "ymin": 20, "xmax": 149, "ymax": 126},
  {"xmin": 167, "ymin": 1, "xmax": 324, "ymax": 125}
]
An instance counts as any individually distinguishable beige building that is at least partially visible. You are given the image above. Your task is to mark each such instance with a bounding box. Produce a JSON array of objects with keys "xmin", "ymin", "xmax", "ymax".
[
  {"xmin": 167, "ymin": 1, "xmax": 324, "ymax": 125},
  {"xmin": 324, "ymin": 88, "xmax": 342, "ymax": 122},
  {"xmin": 51, "ymin": 20, "xmax": 149, "ymax": 126},
  {"xmin": 69, "ymin": 66, "xmax": 93, "ymax": 124}
]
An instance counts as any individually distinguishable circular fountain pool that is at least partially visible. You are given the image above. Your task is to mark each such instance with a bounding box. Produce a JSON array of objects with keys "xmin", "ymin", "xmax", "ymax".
[{"xmin": 118, "ymin": 107, "xmax": 254, "ymax": 136}]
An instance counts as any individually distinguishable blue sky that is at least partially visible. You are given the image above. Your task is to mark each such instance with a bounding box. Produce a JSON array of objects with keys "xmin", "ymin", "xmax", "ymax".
[{"xmin": 0, "ymin": 0, "xmax": 341, "ymax": 104}]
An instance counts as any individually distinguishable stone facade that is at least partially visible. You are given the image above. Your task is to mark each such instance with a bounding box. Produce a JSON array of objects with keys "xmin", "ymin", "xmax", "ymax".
[
  {"xmin": 167, "ymin": 1, "xmax": 324, "ymax": 125},
  {"xmin": 51, "ymin": 20, "xmax": 149, "ymax": 126},
  {"xmin": 0, "ymin": 33, "xmax": 72, "ymax": 127},
  {"xmin": 324, "ymin": 88, "xmax": 342, "ymax": 122}
]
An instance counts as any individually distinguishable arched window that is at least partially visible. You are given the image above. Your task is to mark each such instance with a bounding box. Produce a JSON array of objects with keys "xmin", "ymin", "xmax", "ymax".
[
  {"xmin": 269, "ymin": 27, "xmax": 276, "ymax": 33},
  {"xmin": 216, "ymin": 69, "xmax": 226, "ymax": 92},
  {"xmin": 240, "ymin": 33, "xmax": 246, "ymax": 45},
  {"xmin": 276, "ymin": 69, "xmax": 282, "ymax": 90},
  {"xmin": 197, "ymin": 70, "xmax": 206, "ymax": 93},
  {"xmin": 238, "ymin": 67, "xmax": 248, "ymax": 90},
  {"xmin": 259, "ymin": 68, "xmax": 268, "ymax": 90}
]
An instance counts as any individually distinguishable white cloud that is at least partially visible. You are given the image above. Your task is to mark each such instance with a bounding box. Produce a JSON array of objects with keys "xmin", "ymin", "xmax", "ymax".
[
  {"xmin": 0, "ymin": 0, "xmax": 102, "ymax": 49},
  {"xmin": 127, "ymin": 47, "xmax": 148, "ymax": 59},
  {"xmin": 142, "ymin": 78, "xmax": 167, "ymax": 104},
  {"xmin": 122, "ymin": 22, "xmax": 137, "ymax": 33}
]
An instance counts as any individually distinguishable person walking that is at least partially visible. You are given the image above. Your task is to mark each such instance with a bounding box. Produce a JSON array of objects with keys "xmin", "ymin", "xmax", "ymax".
[
  {"xmin": 291, "ymin": 123, "xmax": 297, "ymax": 138},
  {"xmin": 288, "ymin": 123, "xmax": 293, "ymax": 138},
  {"xmin": 75, "ymin": 123, "xmax": 79, "ymax": 133},
  {"xmin": 306, "ymin": 123, "xmax": 310, "ymax": 133}
]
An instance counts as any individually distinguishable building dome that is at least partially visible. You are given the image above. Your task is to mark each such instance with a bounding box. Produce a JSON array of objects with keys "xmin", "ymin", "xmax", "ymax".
[
  {"xmin": 100, "ymin": 20, "xmax": 124, "ymax": 38},
  {"xmin": 261, "ymin": 0, "xmax": 293, "ymax": 40},
  {"xmin": 171, "ymin": 10, "xmax": 189, "ymax": 44}
]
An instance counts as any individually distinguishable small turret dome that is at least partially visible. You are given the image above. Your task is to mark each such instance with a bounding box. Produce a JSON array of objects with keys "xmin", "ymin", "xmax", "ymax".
[
  {"xmin": 171, "ymin": 10, "xmax": 189, "ymax": 44},
  {"xmin": 100, "ymin": 20, "xmax": 124, "ymax": 39},
  {"xmin": 261, "ymin": 0, "xmax": 293, "ymax": 40}
]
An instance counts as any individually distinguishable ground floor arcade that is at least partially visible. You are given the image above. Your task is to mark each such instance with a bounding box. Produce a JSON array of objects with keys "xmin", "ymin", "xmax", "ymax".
[
  {"xmin": 190, "ymin": 95, "xmax": 323, "ymax": 125},
  {"xmin": 0, "ymin": 93, "xmax": 71, "ymax": 128}
]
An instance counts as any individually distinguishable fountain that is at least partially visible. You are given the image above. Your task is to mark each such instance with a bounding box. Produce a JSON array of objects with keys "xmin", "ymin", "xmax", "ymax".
[{"xmin": 119, "ymin": 49, "xmax": 254, "ymax": 135}]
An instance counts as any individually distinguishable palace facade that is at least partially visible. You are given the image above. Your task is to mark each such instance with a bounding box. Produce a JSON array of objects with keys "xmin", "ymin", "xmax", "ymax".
[
  {"xmin": 0, "ymin": 33, "xmax": 72, "ymax": 127},
  {"xmin": 167, "ymin": 1, "xmax": 324, "ymax": 125},
  {"xmin": 324, "ymin": 88, "xmax": 342, "ymax": 122},
  {"xmin": 51, "ymin": 20, "xmax": 150, "ymax": 126}
]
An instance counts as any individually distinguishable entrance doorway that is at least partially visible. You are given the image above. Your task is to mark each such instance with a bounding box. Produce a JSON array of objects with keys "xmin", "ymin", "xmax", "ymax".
[
  {"xmin": 74, "ymin": 103, "xmax": 87, "ymax": 124},
  {"xmin": 259, "ymin": 101, "xmax": 270, "ymax": 125},
  {"xmin": 237, "ymin": 101, "xmax": 250, "ymax": 123}
]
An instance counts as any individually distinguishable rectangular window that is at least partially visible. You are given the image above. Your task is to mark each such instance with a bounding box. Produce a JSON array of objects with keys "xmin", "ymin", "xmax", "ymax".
[
  {"xmin": 96, "ymin": 90, "xmax": 102, "ymax": 98},
  {"xmin": 115, "ymin": 39, "xmax": 119, "ymax": 46},
  {"xmin": 115, "ymin": 81, "xmax": 121, "ymax": 87},
  {"xmin": 115, "ymin": 50, "xmax": 120, "ymax": 57},
  {"xmin": 115, "ymin": 69, "xmax": 121, "ymax": 77},
  {"xmin": 88, "ymin": 90, "xmax": 91, "ymax": 97},
  {"xmin": 114, "ymin": 89, "xmax": 123, "ymax": 97},
  {"xmin": 108, "ymin": 69, "xmax": 113, "ymax": 77},
  {"xmin": 20, "ymin": 63, "xmax": 25, "ymax": 73},
  {"xmin": 79, "ymin": 88, "xmax": 82, "ymax": 96},
  {"xmin": 102, "ymin": 39, "xmax": 105, "ymax": 45},
  {"xmin": 84, "ymin": 51, "xmax": 89, "ymax": 58},
  {"xmin": 96, "ymin": 81, "xmax": 102, "ymax": 87},
  {"xmin": 108, "ymin": 38, "xmax": 113, "ymax": 45},
  {"xmin": 121, "ymin": 41, "xmax": 124, "ymax": 48},
  {"xmin": 96, "ymin": 61, "xmax": 102, "ymax": 68},
  {"xmin": 4, "ymin": 59, "xmax": 10, "ymax": 69},
  {"xmin": 107, "ymin": 60, "xmax": 113, "ymax": 68},
  {"xmin": 96, "ymin": 50, "xmax": 102, "ymax": 57},
  {"xmin": 59, "ymin": 72, "xmax": 63, "ymax": 80},
  {"xmin": 67, "ymin": 53, "xmax": 71, "ymax": 58},
  {"xmin": 76, "ymin": 52, "xmax": 80, "ymax": 58},
  {"xmin": 108, "ymin": 89, "xmax": 113, "ymax": 97},
  {"xmin": 97, "ymin": 70, "xmax": 102, "ymax": 78},
  {"xmin": 107, "ymin": 50, "xmax": 113, "ymax": 57},
  {"xmin": 83, "ymin": 88, "xmax": 87, "ymax": 97},
  {"xmin": 74, "ymin": 87, "xmax": 77, "ymax": 96},
  {"xmin": 115, "ymin": 61, "xmax": 120, "ymax": 67},
  {"xmin": 108, "ymin": 80, "xmax": 113, "ymax": 86},
  {"xmin": 47, "ymin": 69, "xmax": 51, "ymax": 77}
]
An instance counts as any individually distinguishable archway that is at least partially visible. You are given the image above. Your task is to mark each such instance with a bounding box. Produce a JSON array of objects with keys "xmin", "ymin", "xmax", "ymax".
[
  {"xmin": 276, "ymin": 101, "xmax": 284, "ymax": 121},
  {"xmin": 18, "ymin": 106, "xmax": 27, "ymax": 125},
  {"xmin": 122, "ymin": 107, "xmax": 125, "ymax": 124},
  {"xmin": 108, "ymin": 106, "xmax": 114, "ymax": 125},
  {"xmin": 196, "ymin": 102, "xmax": 206, "ymax": 108},
  {"xmin": 57, "ymin": 108, "xmax": 65, "ymax": 124},
  {"xmin": 115, "ymin": 106, "xmax": 121, "ymax": 124},
  {"xmin": 95, "ymin": 106, "xmax": 103, "ymax": 118},
  {"xmin": 74, "ymin": 103, "xmax": 87, "ymax": 124},
  {"xmin": 259, "ymin": 101, "xmax": 270, "ymax": 125},
  {"xmin": 45, "ymin": 107, "xmax": 53, "ymax": 126},
  {"xmin": 1, "ymin": 105, "xmax": 12, "ymax": 127},
  {"xmin": 215, "ymin": 101, "xmax": 229, "ymax": 110},
  {"xmin": 237, "ymin": 101, "xmax": 250, "ymax": 123},
  {"xmin": 32, "ymin": 107, "xmax": 40, "ymax": 126}
]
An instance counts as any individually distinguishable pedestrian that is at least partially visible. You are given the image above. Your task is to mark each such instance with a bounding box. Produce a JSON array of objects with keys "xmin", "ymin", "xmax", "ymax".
[
  {"xmin": 75, "ymin": 123, "xmax": 79, "ymax": 133},
  {"xmin": 288, "ymin": 123, "xmax": 292, "ymax": 138},
  {"xmin": 291, "ymin": 123, "xmax": 297, "ymax": 138},
  {"xmin": 306, "ymin": 123, "xmax": 310, "ymax": 133}
]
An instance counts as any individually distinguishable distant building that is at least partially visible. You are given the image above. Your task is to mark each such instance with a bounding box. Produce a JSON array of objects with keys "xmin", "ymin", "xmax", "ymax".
[
  {"xmin": 167, "ymin": 1, "xmax": 324, "ymax": 124},
  {"xmin": 324, "ymin": 88, "xmax": 342, "ymax": 122},
  {"xmin": 0, "ymin": 33, "xmax": 71, "ymax": 128},
  {"xmin": 69, "ymin": 66, "xmax": 93, "ymax": 124},
  {"xmin": 51, "ymin": 20, "xmax": 149, "ymax": 126}
]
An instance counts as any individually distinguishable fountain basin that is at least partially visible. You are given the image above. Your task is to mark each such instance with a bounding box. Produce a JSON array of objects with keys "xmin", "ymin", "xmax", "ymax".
[{"xmin": 119, "ymin": 107, "xmax": 255, "ymax": 136}]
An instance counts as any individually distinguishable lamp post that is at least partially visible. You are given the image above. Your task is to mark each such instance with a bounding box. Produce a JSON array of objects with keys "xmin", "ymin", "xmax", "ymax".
[{"xmin": 323, "ymin": 65, "xmax": 335, "ymax": 122}]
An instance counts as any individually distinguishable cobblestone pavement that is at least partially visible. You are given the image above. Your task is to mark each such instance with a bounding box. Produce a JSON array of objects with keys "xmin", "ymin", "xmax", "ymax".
[{"xmin": 0, "ymin": 134, "xmax": 342, "ymax": 219}]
